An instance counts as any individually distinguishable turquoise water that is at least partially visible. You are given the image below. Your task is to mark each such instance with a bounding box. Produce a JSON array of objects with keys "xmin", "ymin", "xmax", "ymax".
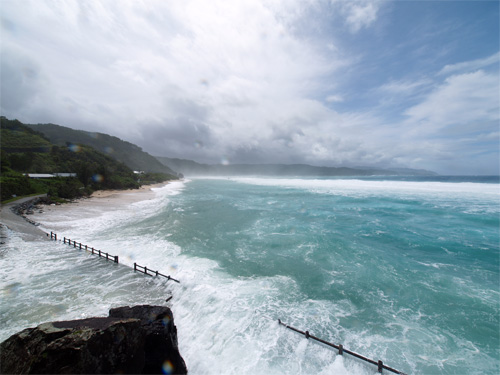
[{"xmin": 1, "ymin": 177, "xmax": 499, "ymax": 374}]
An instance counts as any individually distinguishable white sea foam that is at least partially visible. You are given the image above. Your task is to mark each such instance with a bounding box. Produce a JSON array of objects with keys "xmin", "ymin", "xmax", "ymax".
[
  {"xmin": 0, "ymin": 231, "xmax": 368, "ymax": 374},
  {"xmin": 2, "ymin": 186, "xmax": 370, "ymax": 374},
  {"xmin": 230, "ymin": 177, "xmax": 500, "ymax": 216},
  {"xmin": 230, "ymin": 177, "xmax": 499, "ymax": 198},
  {"xmin": 3, "ymin": 178, "xmax": 497, "ymax": 375}
]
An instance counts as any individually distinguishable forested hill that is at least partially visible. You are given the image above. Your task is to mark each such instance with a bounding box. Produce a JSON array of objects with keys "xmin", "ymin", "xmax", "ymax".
[
  {"xmin": 26, "ymin": 123, "xmax": 178, "ymax": 176},
  {"xmin": 0, "ymin": 117, "xmax": 177, "ymax": 201}
]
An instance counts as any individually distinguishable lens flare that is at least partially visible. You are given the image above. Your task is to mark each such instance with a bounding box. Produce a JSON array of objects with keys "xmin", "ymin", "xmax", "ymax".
[
  {"xmin": 68, "ymin": 144, "xmax": 81, "ymax": 153},
  {"xmin": 162, "ymin": 316, "xmax": 171, "ymax": 327},
  {"xmin": 92, "ymin": 174, "xmax": 104, "ymax": 183},
  {"xmin": 162, "ymin": 360, "xmax": 174, "ymax": 374},
  {"xmin": 3, "ymin": 282, "xmax": 21, "ymax": 298}
]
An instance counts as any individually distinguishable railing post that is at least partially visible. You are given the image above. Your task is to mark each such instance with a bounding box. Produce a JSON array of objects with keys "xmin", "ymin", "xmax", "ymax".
[
  {"xmin": 114, "ymin": 256, "xmax": 118, "ymax": 263},
  {"xmin": 98, "ymin": 250, "xmax": 101, "ymax": 257},
  {"xmin": 54, "ymin": 233, "xmax": 57, "ymax": 241},
  {"xmin": 144, "ymin": 266, "xmax": 148, "ymax": 274},
  {"xmin": 79, "ymin": 243, "xmax": 82, "ymax": 249},
  {"xmin": 74, "ymin": 241, "xmax": 76, "ymax": 248},
  {"xmin": 305, "ymin": 331, "xmax": 310, "ymax": 339},
  {"xmin": 134, "ymin": 263, "xmax": 137, "ymax": 271},
  {"xmin": 85, "ymin": 245, "xmax": 88, "ymax": 251},
  {"xmin": 63, "ymin": 237, "xmax": 66, "ymax": 244},
  {"xmin": 378, "ymin": 360, "xmax": 383, "ymax": 373},
  {"xmin": 339, "ymin": 344, "xmax": 343, "ymax": 355},
  {"xmin": 91, "ymin": 247, "xmax": 94, "ymax": 254}
]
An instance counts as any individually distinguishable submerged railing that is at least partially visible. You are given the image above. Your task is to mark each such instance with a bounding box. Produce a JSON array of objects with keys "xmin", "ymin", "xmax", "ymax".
[
  {"xmin": 47, "ymin": 229, "xmax": 408, "ymax": 373},
  {"xmin": 134, "ymin": 262, "xmax": 180, "ymax": 283},
  {"xmin": 278, "ymin": 319, "xmax": 407, "ymax": 375},
  {"xmin": 64, "ymin": 235, "xmax": 118, "ymax": 263},
  {"xmin": 48, "ymin": 231, "xmax": 179, "ymax": 283}
]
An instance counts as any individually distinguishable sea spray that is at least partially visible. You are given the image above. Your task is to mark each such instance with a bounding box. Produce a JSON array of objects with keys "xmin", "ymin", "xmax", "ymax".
[{"xmin": 2, "ymin": 177, "xmax": 498, "ymax": 374}]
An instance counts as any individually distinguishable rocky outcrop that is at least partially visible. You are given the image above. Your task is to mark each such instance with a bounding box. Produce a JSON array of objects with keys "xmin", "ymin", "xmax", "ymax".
[{"xmin": 0, "ymin": 305, "xmax": 187, "ymax": 374}]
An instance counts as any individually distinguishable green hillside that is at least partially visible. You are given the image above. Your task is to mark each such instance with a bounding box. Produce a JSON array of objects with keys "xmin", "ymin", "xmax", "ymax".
[
  {"xmin": 0, "ymin": 118, "xmax": 52, "ymax": 152},
  {"xmin": 1, "ymin": 117, "xmax": 172, "ymax": 201},
  {"xmin": 26, "ymin": 123, "xmax": 178, "ymax": 177}
]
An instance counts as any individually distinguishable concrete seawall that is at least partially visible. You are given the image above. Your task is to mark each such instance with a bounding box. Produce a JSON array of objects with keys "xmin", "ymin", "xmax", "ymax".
[{"xmin": 0, "ymin": 195, "xmax": 50, "ymax": 241}]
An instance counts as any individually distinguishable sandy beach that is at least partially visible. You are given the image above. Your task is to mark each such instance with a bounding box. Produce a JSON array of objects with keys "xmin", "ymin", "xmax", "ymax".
[
  {"xmin": 0, "ymin": 183, "xmax": 168, "ymax": 241},
  {"xmin": 89, "ymin": 182, "xmax": 166, "ymax": 199}
]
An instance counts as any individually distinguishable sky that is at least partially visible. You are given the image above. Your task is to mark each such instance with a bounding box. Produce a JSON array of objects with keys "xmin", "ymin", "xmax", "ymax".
[{"xmin": 1, "ymin": 0, "xmax": 499, "ymax": 175}]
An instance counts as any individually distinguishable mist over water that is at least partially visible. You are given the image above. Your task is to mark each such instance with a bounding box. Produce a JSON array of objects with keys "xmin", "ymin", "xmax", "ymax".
[{"xmin": 1, "ymin": 177, "xmax": 499, "ymax": 375}]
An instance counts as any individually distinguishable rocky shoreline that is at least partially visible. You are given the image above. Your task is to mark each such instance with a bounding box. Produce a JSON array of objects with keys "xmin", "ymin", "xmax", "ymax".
[{"xmin": 0, "ymin": 305, "xmax": 188, "ymax": 374}]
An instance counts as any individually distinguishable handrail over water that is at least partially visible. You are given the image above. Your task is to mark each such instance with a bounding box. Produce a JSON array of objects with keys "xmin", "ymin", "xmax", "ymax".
[
  {"xmin": 48, "ymin": 231, "xmax": 180, "ymax": 283},
  {"xmin": 134, "ymin": 262, "xmax": 180, "ymax": 283},
  {"xmin": 54, "ymin": 233, "xmax": 119, "ymax": 263},
  {"xmin": 278, "ymin": 319, "xmax": 407, "ymax": 375}
]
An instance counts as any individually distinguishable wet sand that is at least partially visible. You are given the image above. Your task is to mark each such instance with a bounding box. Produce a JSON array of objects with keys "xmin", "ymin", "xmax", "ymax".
[{"xmin": 0, "ymin": 183, "xmax": 167, "ymax": 241}]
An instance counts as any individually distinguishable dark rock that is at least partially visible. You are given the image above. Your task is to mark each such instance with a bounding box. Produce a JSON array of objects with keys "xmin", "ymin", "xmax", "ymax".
[
  {"xmin": 109, "ymin": 305, "xmax": 187, "ymax": 374},
  {"xmin": 0, "ymin": 305, "xmax": 187, "ymax": 374}
]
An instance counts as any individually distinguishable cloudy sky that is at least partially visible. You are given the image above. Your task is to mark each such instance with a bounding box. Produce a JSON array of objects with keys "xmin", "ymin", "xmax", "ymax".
[{"xmin": 1, "ymin": 0, "xmax": 498, "ymax": 174}]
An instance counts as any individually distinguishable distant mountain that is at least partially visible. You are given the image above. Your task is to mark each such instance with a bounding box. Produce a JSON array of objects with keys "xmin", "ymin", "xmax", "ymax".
[
  {"xmin": 387, "ymin": 168, "xmax": 438, "ymax": 176},
  {"xmin": 156, "ymin": 157, "xmax": 438, "ymax": 177},
  {"xmin": 156, "ymin": 157, "xmax": 210, "ymax": 176},
  {"xmin": 26, "ymin": 123, "xmax": 178, "ymax": 177},
  {"xmin": 352, "ymin": 166, "xmax": 438, "ymax": 176}
]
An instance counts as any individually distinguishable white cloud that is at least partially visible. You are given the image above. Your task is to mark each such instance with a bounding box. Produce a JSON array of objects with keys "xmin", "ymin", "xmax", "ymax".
[
  {"xmin": 378, "ymin": 78, "xmax": 431, "ymax": 95},
  {"xmin": 0, "ymin": 0, "xmax": 498, "ymax": 174},
  {"xmin": 340, "ymin": 0, "xmax": 381, "ymax": 33},
  {"xmin": 404, "ymin": 70, "xmax": 499, "ymax": 131},
  {"xmin": 326, "ymin": 94, "xmax": 344, "ymax": 103},
  {"xmin": 438, "ymin": 52, "xmax": 500, "ymax": 76},
  {"xmin": 1, "ymin": 0, "xmax": 335, "ymax": 148}
]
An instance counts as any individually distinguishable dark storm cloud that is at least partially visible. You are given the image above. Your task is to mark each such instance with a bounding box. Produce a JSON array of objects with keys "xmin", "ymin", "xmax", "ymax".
[
  {"xmin": 1, "ymin": 0, "xmax": 498, "ymax": 174},
  {"xmin": 139, "ymin": 118, "xmax": 214, "ymax": 159},
  {"xmin": 0, "ymin": 47, "xmax": 44, "ymax": 113}
]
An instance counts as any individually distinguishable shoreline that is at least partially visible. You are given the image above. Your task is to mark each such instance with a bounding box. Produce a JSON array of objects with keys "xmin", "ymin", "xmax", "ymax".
[
  {"xmin": 0, "ymin": 183, "xmax": 169, "ymax": 241},
  {"xmin": 0, "ymin": 195, "xmax": 50, "ymax": 241},
  {"xmin": 89, "ymin": 182, "xmax": 168, "ymax": 199}
]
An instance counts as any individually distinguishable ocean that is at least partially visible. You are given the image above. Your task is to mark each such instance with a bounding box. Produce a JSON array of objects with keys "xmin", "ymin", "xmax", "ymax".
[{"xmin": 1, "ymin": 176, "xmax": 499, "ymax": 374}]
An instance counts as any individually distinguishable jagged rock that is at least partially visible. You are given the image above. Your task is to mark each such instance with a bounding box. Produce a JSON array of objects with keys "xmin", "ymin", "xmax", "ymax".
[
  {"xmin": 0, "ymin": 305, "xmax": 187, "ymax": 374},
  {"xmin": 109, "ymin": 305, "xmax": 186, "ymax": 374}
]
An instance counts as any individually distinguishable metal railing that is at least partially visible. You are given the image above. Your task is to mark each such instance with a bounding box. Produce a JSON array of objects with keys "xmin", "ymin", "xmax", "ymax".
[
  {"xmin": 278, "ymin": 319, "xmax": 407, "ymax": 375},
  {"xmin": 134, "ymin": 262, "xmax": 180, "ymax": 283},
  {"xmin": 52, "ymin": 233, "xmax": 119, "ymax": 263},
  {"xmin": 47, "ymin": 231, "xmax": 180, "ymax": 283}
]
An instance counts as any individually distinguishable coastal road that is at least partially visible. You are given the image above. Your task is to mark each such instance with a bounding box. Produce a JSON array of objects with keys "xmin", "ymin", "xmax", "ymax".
[{"xmin": 0, "ymin": 195, "xmax": 50, "ymax": 241}]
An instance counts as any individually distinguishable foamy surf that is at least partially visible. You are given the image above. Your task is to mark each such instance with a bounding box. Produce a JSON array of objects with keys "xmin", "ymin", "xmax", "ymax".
[{"xmin": 2, "ymin": 177, "xmax": 499, "ymax": 374}]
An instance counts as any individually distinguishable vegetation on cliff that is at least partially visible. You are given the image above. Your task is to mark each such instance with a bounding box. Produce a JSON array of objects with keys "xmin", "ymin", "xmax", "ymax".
[
  {"xmin": 26, "ymin": 122, "xmax": 178, "ymax": 176},
  {"xmin": 1, "ymin": 117, "xmax": 175, "ymax": 202}
]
